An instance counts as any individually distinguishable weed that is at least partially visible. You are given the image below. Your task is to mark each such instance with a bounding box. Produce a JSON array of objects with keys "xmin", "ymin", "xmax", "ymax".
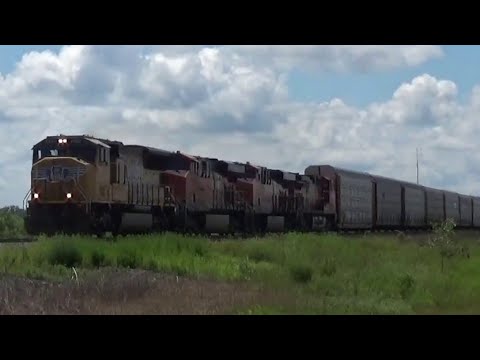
[
  {"xmin": 90, "ymin": 250, "xmax": 107, "ymax": 268},
  {"xmin": 0, "ymin": 230, "xmax": 479, "ymax": 314},
  {"xmin": 320, "ymin": 257, "xmax": 336, "ymax": 277},
  {"xmin": 47, "ymin": 241, "xmax": 82, "ymax": 268},
  {"xmin": 399, "ymin": 274, "xmax": 415, "ymax": 300},
  {"xmin": 117, "ymin": 252, "xmax": 140, "ymax": 269},
  {"xmin": 239, "ymin": 257, "xmax": 254, "ymax": 281},
  {"xmin": 290, "ymin": 264, "xmax": 313, "ymax": 284}
]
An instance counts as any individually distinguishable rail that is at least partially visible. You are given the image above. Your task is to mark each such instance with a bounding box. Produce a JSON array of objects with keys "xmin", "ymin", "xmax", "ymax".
[{"xmin": 0, "ymin": 236, "xmax": 37, "ymax": 244}]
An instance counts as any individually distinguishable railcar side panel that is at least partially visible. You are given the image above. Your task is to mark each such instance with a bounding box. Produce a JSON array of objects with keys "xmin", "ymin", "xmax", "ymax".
[
  {"xmin": 473, "ymin": 197, "xmax": 480, "ymax": 227},
  {"xmin": 403, "ymin": 184, "xmax": 426, "ymax": 227},
  {"xmin": 373, "ymin": 176, "xmax": 402, "ymax": 228},
  {"xmin": 336, "ymin": 170, "xmax": 373, "ymax": 229},
  {"xmin": 425, "ymin": 188, "xmax": 444, "ymax": 225},
  {"xmin": 444, "ymin": 191, "xmax": 460, "ymax": 224},
  {"xmin": 252, "ymin": 182, "xmax": 275, "ymax": 215},
  {"xmin": 300, "ymin": 176, "xmax": 317, "ymax": 213},
  {"xmin": 185, "ymin": 173, "xmax": 214, "ymax": 213},
  {"xmin": 459, "ymin": 195, "xmax": 473, "ymax": 227}
]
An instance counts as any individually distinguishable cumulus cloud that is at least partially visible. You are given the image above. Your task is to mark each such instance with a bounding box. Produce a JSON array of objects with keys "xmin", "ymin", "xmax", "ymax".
[{"xmin": 1, "ymin": 44, "xmax": 478, "ymax": 207}]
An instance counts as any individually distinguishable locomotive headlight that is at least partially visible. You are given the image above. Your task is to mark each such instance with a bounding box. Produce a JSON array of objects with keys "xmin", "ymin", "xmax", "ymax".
[
  {"xmin": 66, "ymin": 193, "xmax": 72, "ymax": 199},
  {"xmin": 33, "ymin": 193, "xmax": 39, "ymax": 199},
  {"xmin": 58, "ymin": 138, "xmax": 67, "ymax": 144}
]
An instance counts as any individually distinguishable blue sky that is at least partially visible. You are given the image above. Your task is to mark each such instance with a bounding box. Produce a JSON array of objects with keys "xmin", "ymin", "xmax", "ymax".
[
  {"xmin": 1, "ymin": 45, "xmax": 480, "ymax": 206},
  {"xmin": 287, "ymin": 46, "xmax": 480, "ymax": 106},
  {"xmin": 0, "ymin": 45, "xmax": 63, "ymax": 74},
  {"xmin": 1, "ymin": 45, "xmax": 478, "ymax": 107}
]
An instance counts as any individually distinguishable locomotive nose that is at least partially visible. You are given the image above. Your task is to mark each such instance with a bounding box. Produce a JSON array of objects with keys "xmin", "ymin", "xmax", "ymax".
[{"xmin": 30, "ymin": 157, "xmax": 88, "ymax": 203}]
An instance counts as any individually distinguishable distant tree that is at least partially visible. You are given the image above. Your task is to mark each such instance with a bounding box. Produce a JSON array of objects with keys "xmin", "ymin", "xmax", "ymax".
[
  {"xmin": 0, "ymin": 205, "xmax": 26, "ymax": 237},
  {"xmin": 0, "ymin": 206, "xmax": 26, "ymax": 218}
]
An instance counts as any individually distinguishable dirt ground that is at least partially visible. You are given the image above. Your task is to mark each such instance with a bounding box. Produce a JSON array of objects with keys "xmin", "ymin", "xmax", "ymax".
[{"xmin": 0, "ymin": 269, "xmax": 280, "ymax": 315}]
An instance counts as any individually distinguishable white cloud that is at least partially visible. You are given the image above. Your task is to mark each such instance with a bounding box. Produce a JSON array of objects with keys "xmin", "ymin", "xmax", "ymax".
[
  {"xmin": 2, "ymin": 44, "xmax": 479, "ymax": 208},
  {"xmin": 226, "ymin": 45, "xmax": 444, "ymax": 72}
]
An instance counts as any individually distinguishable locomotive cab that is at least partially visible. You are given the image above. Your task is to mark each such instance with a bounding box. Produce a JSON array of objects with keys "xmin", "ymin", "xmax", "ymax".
[{"xmin": 25, "ymin": 135, "xmax": 121, "ymax": 235}]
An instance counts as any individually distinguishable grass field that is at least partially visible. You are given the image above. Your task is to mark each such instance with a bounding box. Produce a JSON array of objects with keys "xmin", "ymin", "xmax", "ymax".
[{"xmin": 1, "ymin": 227, "xmax": 480, "ymax": 314}]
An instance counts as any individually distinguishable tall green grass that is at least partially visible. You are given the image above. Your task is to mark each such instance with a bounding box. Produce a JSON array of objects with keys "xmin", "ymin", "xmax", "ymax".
[{"xmin": 1, "ymin": 230, "xmax": 480, "ymax": 314}]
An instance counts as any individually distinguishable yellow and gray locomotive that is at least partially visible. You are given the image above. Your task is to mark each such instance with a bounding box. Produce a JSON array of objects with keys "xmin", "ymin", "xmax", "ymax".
[{"xmin": 24, "ymin": 135, "xmax": 174, "ymax": 235}]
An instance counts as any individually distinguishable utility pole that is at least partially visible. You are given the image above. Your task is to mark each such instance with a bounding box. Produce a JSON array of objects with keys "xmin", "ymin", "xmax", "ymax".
[
  {"xmin": 416, "ymin": 147, "xmax": 422, "ymax": 185},
  {"xmin": 416, "ymin": 148, "xmax": 419, "ymax": 184}
]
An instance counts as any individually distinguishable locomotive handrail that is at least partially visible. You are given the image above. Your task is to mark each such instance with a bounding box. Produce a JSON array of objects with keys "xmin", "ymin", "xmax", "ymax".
[
  {"xmin": 72, "ymin": 179, "xmax": 91, "ymax": 213},
  {"xmin": 22, "ymin": 188, "xmax": 32, "ymax": 211}
]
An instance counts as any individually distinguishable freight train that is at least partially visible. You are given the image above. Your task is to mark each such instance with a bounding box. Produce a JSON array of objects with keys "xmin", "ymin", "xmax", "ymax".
[{"xmin": 23, "ymin": 134, "xmax": 480, "ymax": 236}]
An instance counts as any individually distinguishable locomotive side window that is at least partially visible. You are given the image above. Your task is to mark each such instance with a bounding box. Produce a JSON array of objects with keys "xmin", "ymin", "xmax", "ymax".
[{"xmin": 98, "ymin": 147, "xmax": 109, "ymax": 165}]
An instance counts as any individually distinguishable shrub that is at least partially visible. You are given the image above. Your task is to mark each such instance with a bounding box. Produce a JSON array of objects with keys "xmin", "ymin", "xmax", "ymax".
[
  {"xmin": 290, "ymin": 264, "xmax": 313, "ymax": 284},
  {"xmin": 428, "ymin": 218, "xmax": 463, "ymax": 272},
  {"xmin": 47, "ymin": 242, "xmax": 82, "ymax": 268}
]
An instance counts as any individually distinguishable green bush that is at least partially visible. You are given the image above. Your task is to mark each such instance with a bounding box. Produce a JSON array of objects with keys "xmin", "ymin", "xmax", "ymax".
[
  {"xmin": 290, "ymin": 264, "xmax": 313, "ymax": 284},
  {"xmin": 47, "ymin": 241, "xmax": 82, "ymax": 268}
]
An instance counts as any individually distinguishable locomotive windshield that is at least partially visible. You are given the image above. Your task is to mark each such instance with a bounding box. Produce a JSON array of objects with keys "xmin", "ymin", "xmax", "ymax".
[{"xmin": 33, "ymin": 142, "xmax": 97, "ymax": 163}]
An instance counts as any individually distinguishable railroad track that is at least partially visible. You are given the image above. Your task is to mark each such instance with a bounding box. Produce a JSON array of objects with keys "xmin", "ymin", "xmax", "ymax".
[
  {"xmin": 0, "ymin": 237, "xmax": 38, "ymax": 244},
  {"xmin": 0, "ymin": 227, "xmax": 479, "ymax": 245}
]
